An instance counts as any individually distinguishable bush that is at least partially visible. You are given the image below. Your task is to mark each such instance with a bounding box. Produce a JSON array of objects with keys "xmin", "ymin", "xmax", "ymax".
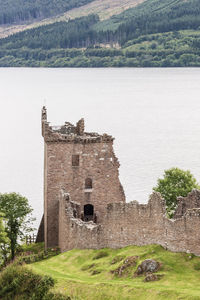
[
  {"xmin": 0, "ymin": 264, "xmax": 71, "ymax": 300},
  {"xmin": 0, "ymin": 264, "xmax": 54, "ymax": 299}
]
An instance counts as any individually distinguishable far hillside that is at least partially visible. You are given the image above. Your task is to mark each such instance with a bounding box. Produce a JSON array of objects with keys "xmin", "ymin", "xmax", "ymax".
[
  {"xmin": 0, "ymin": 0, "xmax": 144, "ymax": 39},
  {"xmin": 0, "ymin": 0, "xmax": 199, "ymax": 67},
  {"xmin": 0, "ymin": 0, "xmax": 96, "ymax": 25}
]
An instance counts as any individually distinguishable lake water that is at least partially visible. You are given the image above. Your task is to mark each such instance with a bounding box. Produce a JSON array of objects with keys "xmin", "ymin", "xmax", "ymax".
[{"xmin": 0, "ymin": 68, "xmax": 200, "ymax": 228}]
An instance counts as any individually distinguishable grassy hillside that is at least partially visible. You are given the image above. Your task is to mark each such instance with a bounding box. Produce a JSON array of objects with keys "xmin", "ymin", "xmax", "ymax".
[{"xmin": 26, "ymin": 244, "xmax": 200, "ymax": 300}]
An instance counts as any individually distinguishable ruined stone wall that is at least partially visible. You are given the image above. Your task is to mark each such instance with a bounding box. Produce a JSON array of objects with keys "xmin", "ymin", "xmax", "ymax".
[
  {"xmin": 100, "ymin": 192, "xmax": 200, "ymax": 255},
  {"xmin": 59, "ymin": 192, "xmax": 102, "ymax": 252},
  {"xmin": 174, "ymin": 189, "xmax": 200, "ymax": 219},
  {"xmin": 58, "ymin": 191, "xmax": 200, "ymax": 256},
  {"xmin": 101, "ymin": 193, "xmax": 167, "ymax": 249}
]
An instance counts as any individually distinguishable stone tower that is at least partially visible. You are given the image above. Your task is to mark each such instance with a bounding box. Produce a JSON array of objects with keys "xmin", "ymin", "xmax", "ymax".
[{"xmin": 41, "ymin": 107, "xmax": 125, "ymax": 248}]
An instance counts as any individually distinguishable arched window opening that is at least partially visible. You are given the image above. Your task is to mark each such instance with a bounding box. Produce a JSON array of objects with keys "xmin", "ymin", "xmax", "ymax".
[
  {"xmin": 85, "ymin": 178, "xmax": 92, "ymax": 189},
  {"xmin": 84, "ymin": 204, "xmax": 94, "ymax": 222},
  {"xmin": 73, "ymin": 210, "xmax": 77, "ymax": 218}
]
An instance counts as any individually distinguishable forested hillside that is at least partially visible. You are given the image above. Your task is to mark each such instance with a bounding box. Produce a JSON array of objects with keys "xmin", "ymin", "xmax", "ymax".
[
  {"xmin": 95, "ymin": 0, "xmax": 200, "ymax": 44},
  {"xmin": 0, "ymin": 0, "xmax": 95, "ymax": 25},
  {"xmin": 95, "ymin": 0, "xmax": 200, "ymax": 31},
  {"xmin": 0, "ymin": 0, "xmax": 199, "ymax": 67}
]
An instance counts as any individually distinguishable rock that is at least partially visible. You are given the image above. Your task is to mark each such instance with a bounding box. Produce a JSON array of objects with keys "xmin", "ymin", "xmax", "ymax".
[
  {"xmin": 111, "ymin": 256, "xmax": 139, "ymax": 277},
  {"xmin": 135, "ymin": 259, "xmax": 160, "ymax": 275},
  {"xmin": 144, "ymin": 272, "xmax": 164, "ymax": 282},
  {"xmin": 144, "ymin": 272, "xmax": 159, "ymax": 282},
  {"xmin": 123, "ymin": 256, "xmax": 139, "ymax": 267}
]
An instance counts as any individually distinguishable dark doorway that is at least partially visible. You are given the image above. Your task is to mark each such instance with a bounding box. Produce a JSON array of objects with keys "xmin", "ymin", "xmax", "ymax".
[{"xmin": 84, "ymin": 204, "xmax": 94, "ymax": 222}]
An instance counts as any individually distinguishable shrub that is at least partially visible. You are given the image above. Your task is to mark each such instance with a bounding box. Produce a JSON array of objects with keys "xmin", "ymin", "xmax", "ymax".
[
  {"xmin": 0, "ymin": 264, "xmax": 54, "ymax": 299},
  {"xmin": 0, "ymin": 264, "xmax": 71, "ymax": 300}
]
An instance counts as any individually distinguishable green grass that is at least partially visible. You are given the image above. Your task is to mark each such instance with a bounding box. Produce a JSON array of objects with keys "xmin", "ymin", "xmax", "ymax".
[{"xmin": 27, "ymin": 244, "xmax": 200, "ymax": 300}]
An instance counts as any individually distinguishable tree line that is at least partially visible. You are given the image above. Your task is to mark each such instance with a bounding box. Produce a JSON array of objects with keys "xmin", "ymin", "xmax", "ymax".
[{"xmin": 0, "ymin": 0, "xmax": 95, "ymax": 25}]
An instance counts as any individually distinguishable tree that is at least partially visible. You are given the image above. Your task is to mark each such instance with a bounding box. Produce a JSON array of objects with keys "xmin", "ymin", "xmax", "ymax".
[
  {"xmin": 0, "ymin": 193, "xmax": 34, "ymax": 260},
  {"xmin": 0, "ymin": 213, "xmax": 9, "ymax": 265},
  {"xmin": 153, "ymin": 168, "xmax": 200, "ymax": 216},
  {"xmin": 0, "ymin": 213, "xmax": 7, "ymax": 244}
]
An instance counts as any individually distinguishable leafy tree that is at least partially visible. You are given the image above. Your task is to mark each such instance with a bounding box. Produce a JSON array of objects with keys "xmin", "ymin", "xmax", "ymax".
[
  {"xmin": 0, "ymin": 213, "xmax": 8, "ymax": 265},
  {"xmin": 0, "ymin": 213, "xmax": 7, "ymax": 244},
  {"xmin": 0, "ymin": 193, "xmax": 34, "ymax": 260},
  {"xmin": 153, "ymin": 168, "xmax": 200, "ymax": 216}
]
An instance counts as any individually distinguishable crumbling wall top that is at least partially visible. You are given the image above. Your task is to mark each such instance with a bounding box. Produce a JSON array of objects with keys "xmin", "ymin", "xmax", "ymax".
[
  {"xmin": 105, "ymin": 192, "xmax": 166, "ymax": 217},
  {"xmin": 42, "ymin": 106, "xmax": 47, "ymax": 121},
  {"xmin": 41, "ymin": 107, "xmax": 114, "ymax": 143},
  {"xmin": 76, "ymin": 118, "xmax": 84, "ymax": 136},
  {"xmin": 173, "ymin": 189, "xmax": 200, "ymax": 219}
]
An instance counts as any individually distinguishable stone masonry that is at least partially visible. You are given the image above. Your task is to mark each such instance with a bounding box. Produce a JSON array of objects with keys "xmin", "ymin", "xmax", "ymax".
[
  {"xmin": 37, "ymin": 107, "xmax": 200, "ymax": 256},
  {"xmin": 40, "ymin": 107, "xmax": 125, "ymax": 248}
]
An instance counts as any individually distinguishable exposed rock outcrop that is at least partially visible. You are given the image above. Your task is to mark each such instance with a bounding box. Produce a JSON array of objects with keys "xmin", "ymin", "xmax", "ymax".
[{"xmin": 135, "ymin": 259, "xmax": 160, "ymax": 275}]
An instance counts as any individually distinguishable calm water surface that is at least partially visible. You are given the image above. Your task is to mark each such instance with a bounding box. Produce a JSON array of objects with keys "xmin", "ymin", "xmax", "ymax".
[{"xmin": 0, "ymin": 68, "xmax": 200, "ymax": 227}]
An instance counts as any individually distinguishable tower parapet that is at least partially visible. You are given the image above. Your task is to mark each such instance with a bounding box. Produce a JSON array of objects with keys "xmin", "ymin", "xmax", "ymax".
[
  {"xmin": 76, "ymin": 118, "xmax": 85, "ymax": 135},
  {"xmin": 41, "ymin": 107, "xmax": 114, "ymax": 143}
]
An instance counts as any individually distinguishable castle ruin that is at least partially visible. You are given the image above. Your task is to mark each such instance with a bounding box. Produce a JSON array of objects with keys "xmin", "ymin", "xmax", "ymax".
[{"xmin": 37, "ymin": 107, "xmax": 200, "ymax": 256}]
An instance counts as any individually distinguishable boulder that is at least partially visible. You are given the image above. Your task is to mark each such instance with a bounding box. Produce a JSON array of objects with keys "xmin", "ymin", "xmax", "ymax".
[
  {"xmin": 144, "ymin": 272, "xmax": 159, "ymax": 282},
  {"xmin": 135, "ymin": 259, "xmax": 160, "ymax": 275}
]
